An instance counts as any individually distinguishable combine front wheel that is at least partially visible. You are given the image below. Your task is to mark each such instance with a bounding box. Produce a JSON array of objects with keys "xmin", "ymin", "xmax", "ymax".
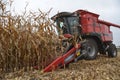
[{"xmin": 82, "ymin": 38, "xmax": 98, "ymax": 60}]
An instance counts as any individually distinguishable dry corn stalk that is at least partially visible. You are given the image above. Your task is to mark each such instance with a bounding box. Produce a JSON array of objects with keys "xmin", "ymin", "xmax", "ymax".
[{"xmin": 0, "ymin": 0, "xmax": 62, "ymax": 72}]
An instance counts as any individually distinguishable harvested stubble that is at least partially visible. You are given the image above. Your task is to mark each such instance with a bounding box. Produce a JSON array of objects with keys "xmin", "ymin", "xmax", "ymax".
[{"xmin": 0, "ymin": 0, "xmax": 61, "ymax": 72}]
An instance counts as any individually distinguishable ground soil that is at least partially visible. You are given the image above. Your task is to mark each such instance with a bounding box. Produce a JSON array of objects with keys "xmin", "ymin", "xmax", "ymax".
[{"xmin": 1, "ymin": 52, "xmax": 120, "ymax": 80}]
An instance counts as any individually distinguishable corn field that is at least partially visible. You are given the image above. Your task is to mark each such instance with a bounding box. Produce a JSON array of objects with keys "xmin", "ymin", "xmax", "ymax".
[{"xmin": 0, "ymin": 0, "xmax": 61, "ymax": 72}]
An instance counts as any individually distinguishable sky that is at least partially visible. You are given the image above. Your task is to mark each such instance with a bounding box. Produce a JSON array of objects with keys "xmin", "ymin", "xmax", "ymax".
[{"xmin": 12, "ymin": 0, "xmax": 120, "ymax": 46}]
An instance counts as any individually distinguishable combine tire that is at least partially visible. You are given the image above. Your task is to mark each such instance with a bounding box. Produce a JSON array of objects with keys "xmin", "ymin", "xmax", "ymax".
[
  {"xmin": 83, "ymin": 38, "xmax": 98, "ymax": 60},
  {"xmin": 108, "ymin": 44, "xmax": 117, "ymax": 57}
]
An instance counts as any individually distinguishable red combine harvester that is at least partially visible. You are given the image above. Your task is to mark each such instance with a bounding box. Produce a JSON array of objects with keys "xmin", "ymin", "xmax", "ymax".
[{"xmin": 39, "ymin": 10, "xmax": 120, "ymax": 72}]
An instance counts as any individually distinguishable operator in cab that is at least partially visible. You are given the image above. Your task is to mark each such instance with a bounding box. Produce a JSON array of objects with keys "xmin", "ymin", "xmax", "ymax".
[{"xmin": 58, "ymin": 18, "xmax": 69, "ymax": 39}]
